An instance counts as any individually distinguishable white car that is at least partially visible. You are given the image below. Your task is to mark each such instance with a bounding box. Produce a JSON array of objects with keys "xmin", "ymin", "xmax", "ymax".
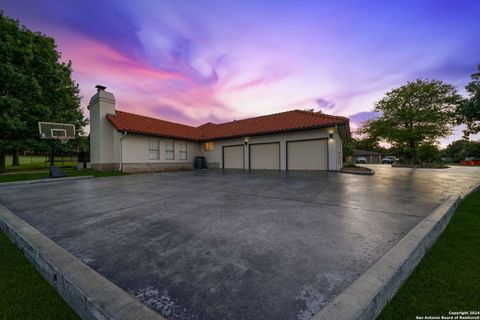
[
  {"xmin": 355, "ymin": 156, "xmax": 367, "ymax": 164},
  {"xmin": 382, "ymin": 156, "xmax": 399, "ymax": 164}
]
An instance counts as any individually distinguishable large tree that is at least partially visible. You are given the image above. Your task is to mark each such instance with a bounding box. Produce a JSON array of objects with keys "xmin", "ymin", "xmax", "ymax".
[
  {"xmin": 360, "ymin": 79, "xmax": 462, "ymax": 163},
  {"xmin": 0, "ymin": 12, "xmax": 86, "ymax": 172},
  {"xmin": 457, "ymin": 64, "xmax": 480, "ymax": 137}
]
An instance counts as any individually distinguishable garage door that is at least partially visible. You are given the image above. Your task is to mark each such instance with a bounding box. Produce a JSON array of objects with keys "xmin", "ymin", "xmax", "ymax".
[
  {"xmin": 249, "ymin": 143, "xmax": 280, "ymax": 170},
  {"xmin": 287, "ymin": 139, "xmax": 328, "ymax": 170},
  {"xmin": 223, "ymin": 145, "xmax": 244, "ymax": 169}
]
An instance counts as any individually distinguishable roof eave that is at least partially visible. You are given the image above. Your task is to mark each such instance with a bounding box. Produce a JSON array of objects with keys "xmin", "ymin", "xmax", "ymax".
[{"xmin": 198, "ymin": 121, "xmax": 350, "ymax": 141}]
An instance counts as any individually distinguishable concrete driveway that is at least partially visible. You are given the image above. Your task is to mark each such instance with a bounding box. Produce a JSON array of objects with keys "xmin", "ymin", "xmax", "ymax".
[{"xmin": 1, "ymin": 166, "xmax": 479, "ymax": 320}]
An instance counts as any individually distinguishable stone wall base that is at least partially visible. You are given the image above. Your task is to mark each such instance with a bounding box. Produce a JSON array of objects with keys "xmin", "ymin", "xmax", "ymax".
[
  {"xmin": 91, "ymin": 163, "xmax": 119, "ymax": 172},
  {"xmin": 207, "ymin": 162, "xmax": 220, "ymax": 169},
  {"xmin": 122, "ymin": 162, "xmax": 194, "ymax": 173}
]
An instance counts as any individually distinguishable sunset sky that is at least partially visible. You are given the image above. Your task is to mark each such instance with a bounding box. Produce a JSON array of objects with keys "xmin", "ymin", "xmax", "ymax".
[{"xmin": 3, "ymin": 0, "xmax": 480, "ymax": 145}]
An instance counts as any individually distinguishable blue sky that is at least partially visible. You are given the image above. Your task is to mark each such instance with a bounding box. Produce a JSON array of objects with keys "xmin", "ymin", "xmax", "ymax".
[{"xmin": 3, "ymin": 0, "xmax": 480, "ymax": 145}]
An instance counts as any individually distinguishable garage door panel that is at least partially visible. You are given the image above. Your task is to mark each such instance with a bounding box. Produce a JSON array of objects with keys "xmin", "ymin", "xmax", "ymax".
[
  {"xmin": 250, "ymin": 143, "xmax": 280, "ymax": 170},
  {"xmin": 223, "ymin": 145, "xmax": 244, "ymax": 169},
  {"xmin": 287, "ymin": 139, "xmax": 327, "ymax": 170}
]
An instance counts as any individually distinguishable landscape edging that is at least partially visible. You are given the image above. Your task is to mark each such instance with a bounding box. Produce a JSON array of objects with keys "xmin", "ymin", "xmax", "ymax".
[
  {"xmin": 0, "ymin": 203, "xmax": 165, "ymax": 320},
  {"xmin": 311, "ymin": 183, "xmax": 480, "ymax": 320}
]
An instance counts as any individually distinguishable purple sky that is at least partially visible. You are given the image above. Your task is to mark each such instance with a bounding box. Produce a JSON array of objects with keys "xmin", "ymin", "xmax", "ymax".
[{"xmin": 3, "ymin": 0, "xmax": 480, "ymax": 145}]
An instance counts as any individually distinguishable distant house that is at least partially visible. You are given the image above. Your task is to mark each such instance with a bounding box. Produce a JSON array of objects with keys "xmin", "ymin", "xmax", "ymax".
[
  {"xmin": 348, "ymin": 149, "xmax": 382, "ymax": 164},
  {"xmin": 88, "ymin": 86, "xmax": 351, "ymax": 173}
]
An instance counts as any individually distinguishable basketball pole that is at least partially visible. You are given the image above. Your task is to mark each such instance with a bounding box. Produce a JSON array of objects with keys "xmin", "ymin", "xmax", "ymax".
[{"xmin": 50, "ymin": 139, "xmax": 56, "ymax": 178}]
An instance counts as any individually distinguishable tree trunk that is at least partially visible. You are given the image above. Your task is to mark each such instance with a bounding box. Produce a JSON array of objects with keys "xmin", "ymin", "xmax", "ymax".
[
  {"xmin": 409, "ymin": 140, "xmax": 419, "ymax": 164},
  {"xmin": 0, "ymin": 151, "xmax": 5, "ymax": 173},
  {"xmin": 12, "ymin": 149, "xmax": 20, "ymax": 166}
]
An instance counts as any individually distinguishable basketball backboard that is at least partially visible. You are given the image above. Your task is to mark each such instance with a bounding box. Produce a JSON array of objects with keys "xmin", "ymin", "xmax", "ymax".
[{"xmin": 38, "ymin": 122, "xmax": 76, "ymax": 141}]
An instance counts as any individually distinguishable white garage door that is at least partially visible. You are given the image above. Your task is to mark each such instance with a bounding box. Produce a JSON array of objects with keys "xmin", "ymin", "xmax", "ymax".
[
  {"xmin": 287, "ymin": 139, "xmax": 328, "ymax": 170},
  {"xmin": 223, "ymin": 145, "xmax": 244, "ymax": 169},
  {"xmin": 250, "ymin": 143, "xmax": 280, "ymax": 170}
]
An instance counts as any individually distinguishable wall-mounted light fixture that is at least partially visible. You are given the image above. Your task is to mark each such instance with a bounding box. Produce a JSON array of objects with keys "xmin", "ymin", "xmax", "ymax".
[
  {"xmin": 244, "ymin": 137, "xmax": 249, "ymax": 145},
  {"xmin": 329, "ymin": 133, "xmax": 333, "ymax": 139}
]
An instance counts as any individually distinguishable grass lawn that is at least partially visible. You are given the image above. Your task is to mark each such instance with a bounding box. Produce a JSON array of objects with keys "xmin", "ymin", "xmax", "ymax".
[
  {"xmin": 0, "ymin": 169, "xmax": 126, "ymax": 183},
  {"xmin": 0, "ymin": 232, "xmax": 80, "ymax": 320},
  {"xmin": 5, "ymin": 155, "xmax": 77, "ymax": 171},
  {"xmin": 378, "ymin": 189, "xmax": 480, "ymax": 319}
]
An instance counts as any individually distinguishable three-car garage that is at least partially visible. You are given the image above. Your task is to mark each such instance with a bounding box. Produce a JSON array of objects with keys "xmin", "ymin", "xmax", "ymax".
[{"xmin": 222, "ymin": 139, "xmax": 328, "ymax": 171}]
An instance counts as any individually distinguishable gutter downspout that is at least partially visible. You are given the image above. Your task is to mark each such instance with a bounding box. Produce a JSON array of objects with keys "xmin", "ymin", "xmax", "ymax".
[
  {"xmin": 119, "ymin": 132, "xmax": 127, "ymax": 172},
  {"xmin": 335, "ymin": 125, "xmax": 339, "ymax": 171}
]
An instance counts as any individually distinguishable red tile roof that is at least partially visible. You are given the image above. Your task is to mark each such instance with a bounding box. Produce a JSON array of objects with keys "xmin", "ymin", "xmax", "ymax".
[
  {"xmin": 106, "ymin": 109, "xmax": 350, "ymax": 141},
  {"xmin": 106, "ymin": 111, "xmax": 199, "ymax": 140}
]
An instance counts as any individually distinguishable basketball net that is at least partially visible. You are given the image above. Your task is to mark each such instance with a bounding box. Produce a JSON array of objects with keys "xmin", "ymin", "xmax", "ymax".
[{"xmin": 58, "ymin": 136, "xmax": 70, "ymax": 144}]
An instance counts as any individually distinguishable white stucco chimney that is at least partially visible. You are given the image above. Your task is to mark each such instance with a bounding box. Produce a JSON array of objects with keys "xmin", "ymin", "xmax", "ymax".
[{"xmin": 88, "ymin": 85, "xmax": 117, "ymax": 170}]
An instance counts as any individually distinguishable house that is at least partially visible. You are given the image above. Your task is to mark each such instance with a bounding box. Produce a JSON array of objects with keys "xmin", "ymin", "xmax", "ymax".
[
  {"xmin": 89, "ymin": 85, "xmax": 350, "ymax": 172},
  {"xmin": 348, "ymin": 149, "xmax": 382, "ymax": 164}
]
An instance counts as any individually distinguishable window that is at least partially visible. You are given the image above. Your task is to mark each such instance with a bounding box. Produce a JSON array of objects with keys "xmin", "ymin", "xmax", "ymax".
[
  {"xmin": 148, "ymin": 138, "xmax": 159, "ymax": 160},
  {"xmin": 179, "ymin": 141, "xmax": 187, "ymax": 160},
  {"xmin": 165, "ymin": 139, "xmax": 174, "ymax": 160},
  {"xmin": 204, "ymin": 142, "xmax": 214, "ymax": 151}
]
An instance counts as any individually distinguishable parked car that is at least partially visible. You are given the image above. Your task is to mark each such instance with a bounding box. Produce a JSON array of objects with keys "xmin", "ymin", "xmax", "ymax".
[
  {"xmin": 382, "ymin": 156, "xmax": 399, "ymax": 164},
  {"xmin": 355, "ymin": 156, "xmax": 367, "ymax": 164}
]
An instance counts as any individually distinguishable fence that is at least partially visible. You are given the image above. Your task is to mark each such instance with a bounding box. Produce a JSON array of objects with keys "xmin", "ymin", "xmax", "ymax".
[{"xmin": 6, "ymin": 152, "xmax": 84, "ymax": 170}]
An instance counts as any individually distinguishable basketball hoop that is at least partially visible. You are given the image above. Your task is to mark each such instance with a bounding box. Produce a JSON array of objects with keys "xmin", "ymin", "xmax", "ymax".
[{"xmin": 38, "ymin": 122, "xmax": 76, "ymax": 177}]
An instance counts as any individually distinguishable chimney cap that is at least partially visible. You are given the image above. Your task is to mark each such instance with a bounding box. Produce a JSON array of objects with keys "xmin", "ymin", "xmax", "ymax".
[{"xmin": 96, "ymin": 85, "xmax": 107, "ymax": 92}]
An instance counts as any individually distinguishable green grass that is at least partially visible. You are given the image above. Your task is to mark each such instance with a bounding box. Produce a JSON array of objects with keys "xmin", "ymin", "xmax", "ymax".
[
  {"xmin": 0, "ymin": 169, "xmax": 126, "ymax": 183},
  {"xmin": 5, "ymin": 155, "xmax": 77, "ymax": 171},
  {"xmin": 0, "ymin": 232, "xmax": 80, "ymax": 320},
  {"xmin": 378, "ymin": 189, "xmax": 480, "ymax": 319}
]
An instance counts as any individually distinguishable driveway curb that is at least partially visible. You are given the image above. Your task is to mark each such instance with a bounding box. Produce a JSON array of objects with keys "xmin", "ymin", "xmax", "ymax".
[
  {"xmin": 0, "ymin": 175, "xmax": 95, "ymax": 187},
  {"xmin": 339, "ymin": 169, "xmax": 375, "ymax": 176},
  {"xmin": 0, "ymin": 203, "xmax": 165, "ymax": 320},
  {"xmin": 312, "ymin": 183, "xmax": 480, "ymax": 320}
]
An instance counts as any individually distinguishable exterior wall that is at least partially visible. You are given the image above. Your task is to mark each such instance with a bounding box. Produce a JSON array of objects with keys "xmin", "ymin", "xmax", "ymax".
[
  {"xmin": 372, "ymin": 155, "xmax": 381, "ymax": 164},
  {"xmin": 199, "ymin": 128, "xmax": 342, "ymax": 171},
  {"xmin": 120, "ymin": 134, "xmax": 199, "ymax": 173},
  {"xmin": 91, "ymin": 163, "xmax": 118, "ymax": 171},
  {"xmin": 335, "ymin": 129, "xmax": 343, "ymax": 169}
]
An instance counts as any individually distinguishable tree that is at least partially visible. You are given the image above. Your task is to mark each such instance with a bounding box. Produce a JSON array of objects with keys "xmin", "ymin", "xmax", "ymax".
[
  {"xmin": 443, "ymin": 139, "xmax": 470, "ymax": 162},
  {"xmin": 342, "ymin": 138, "xmax": 354, "ymax": 160},
  {"xmin": 350, "ymin": 136, "xmax": 385, "ymax": 153},
  {"xmin": 360, "ymin": 79, "xmax": 462, "ymax": 163},
  {"xmin": 460, "ymin": 141, "xmax": 480, "ymax": 159},
  {"xmin": 417, "ymin": 143, "xmax": 440, "ymax": 163},
  {"xmin": 457, "ymin": 64, "xmax": 480, "ymax": 137},
  {"xmin": 0, "ymin": 12, "xmax": 86, "ymax": 172}
]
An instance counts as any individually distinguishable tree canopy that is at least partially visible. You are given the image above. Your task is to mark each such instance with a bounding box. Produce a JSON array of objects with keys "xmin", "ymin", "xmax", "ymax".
[
  {"xmin": 360, "ymin": 79, "xmax": 462, "ymax": 163},
  {"xmin": 442, "ymin": 140, "xmax": 480, "ymax": 162},
  {"xmin": 457, "ymin": 64, "xmax": 480, "ymax": 137},
  {"xmin": 0, "ymin": 12, "xmax": 86, "ymax": 172}
]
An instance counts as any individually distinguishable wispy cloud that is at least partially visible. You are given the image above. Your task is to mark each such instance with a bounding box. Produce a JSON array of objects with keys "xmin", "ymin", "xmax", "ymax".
[{"xmin": 3, "ymin": 0, "xmax": 480, "ymax": 143}]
